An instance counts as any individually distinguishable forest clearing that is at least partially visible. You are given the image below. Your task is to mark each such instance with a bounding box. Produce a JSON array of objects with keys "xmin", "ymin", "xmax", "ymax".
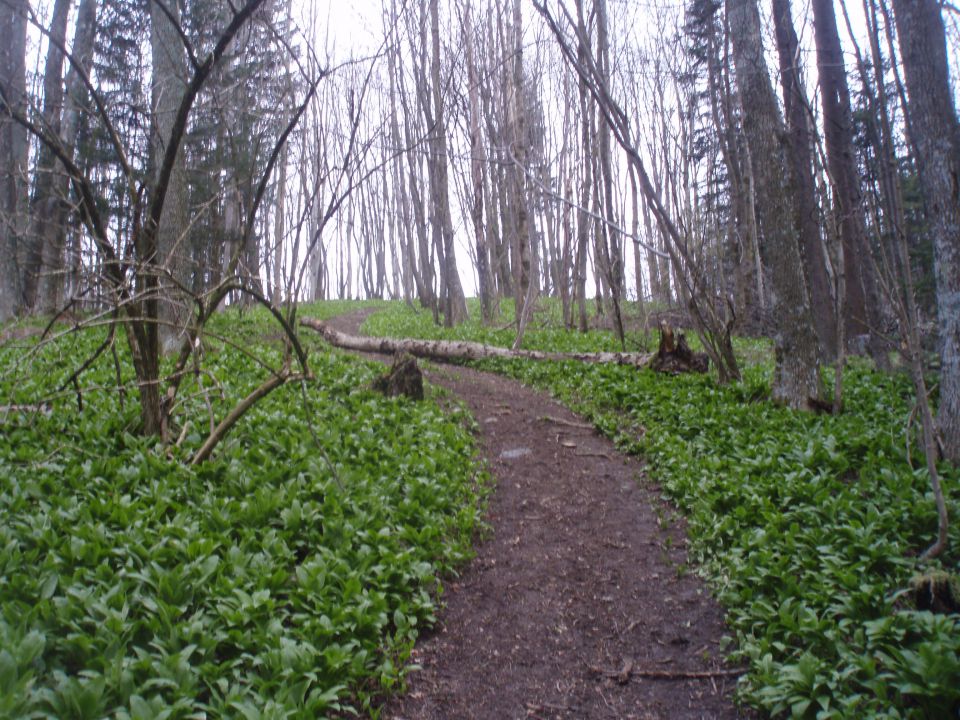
[{"xmin": 2, "ymin": 0, "xmax": 960, "ymax": 715}]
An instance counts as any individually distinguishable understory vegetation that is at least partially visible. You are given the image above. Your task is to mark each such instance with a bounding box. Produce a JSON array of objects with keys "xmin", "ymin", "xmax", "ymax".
[
  {"xmin": 364, "ymin": 299, "xmax": 960, "ymax": 719},
  {"xmin": 0, "ymin": 301, "xmax": 485, "ymax": 717}
]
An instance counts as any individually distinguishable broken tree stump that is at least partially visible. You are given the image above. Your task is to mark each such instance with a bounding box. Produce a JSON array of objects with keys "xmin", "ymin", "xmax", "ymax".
[
  {"xmin": 371, "ymin": 352, "xmax": 424, "ymax": 401},
  {"xmin": 648, "ymin": 324, "xmax": 709, "ymax": 375}
]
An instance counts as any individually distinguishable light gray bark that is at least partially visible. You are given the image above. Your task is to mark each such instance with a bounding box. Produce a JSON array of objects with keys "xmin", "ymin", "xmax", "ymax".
[
  {"xmin": 302, "ymin": 317, "xmax": 656, "ymax": 368},
  {"xmin": 151, "ymin": 0, "xmax": 190, "ymax": 351}
]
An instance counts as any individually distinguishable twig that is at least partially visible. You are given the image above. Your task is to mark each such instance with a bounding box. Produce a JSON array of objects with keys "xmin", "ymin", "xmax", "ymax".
[
  {"xmin": 589, "ymin": 663, "xmax": 746, "ymax": 681},
  {"xmin": 175, "ymin": 421, "xmax": 191, "ymax": 448},
  {"xmin": 539, "ymin": 415, "xmax": 594, "ymax": 430}
]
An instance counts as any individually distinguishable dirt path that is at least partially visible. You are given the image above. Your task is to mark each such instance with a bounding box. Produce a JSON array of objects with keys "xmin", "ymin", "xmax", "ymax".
[{"xmin": 324, "ymin": 310, "xmax": 742, "ymax": 720}]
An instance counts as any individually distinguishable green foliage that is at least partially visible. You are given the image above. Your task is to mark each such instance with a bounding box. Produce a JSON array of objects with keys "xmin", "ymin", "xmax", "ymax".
[
  {"xmin": 0, "ymin": 302, "xmax": 484, "ymax": 717},
  {"xmin": 366, "ymin": 301, "xmax": 960, "ymax": 718}
]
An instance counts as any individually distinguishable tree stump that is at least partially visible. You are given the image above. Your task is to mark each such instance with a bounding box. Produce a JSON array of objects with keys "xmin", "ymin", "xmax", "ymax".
[
  {"xmin": 912, "ymin": 571, "xmax": 960, "ymax": 614},
  {"xmin": 372, "ymin": 352, "xmax": 424, "ymax": 400},
  {"xmin": 648, "ymin": 324, "xmax": 709, "ymax": 374}
]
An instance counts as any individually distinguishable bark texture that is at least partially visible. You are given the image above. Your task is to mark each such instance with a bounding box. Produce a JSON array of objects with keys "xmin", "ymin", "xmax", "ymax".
[
  {"xmin": 151, "ymin": 0, "xmax": 191, "ymax": 351},
  {"xmin": 0, "ymin": 0, "xmax": 28, "ymax": 321},
  {"xmin": 22, "ymin": 0, "xmax": 72, "ymax": 313},
  {"xmin": 772, "ymin": 0, "xmax": 836, "ymax": 357},
  {"xmin": 727, "ymin": 0, "xmax": 825, "ymax": 408},
  {"xmin": 893, "ymin": 0, "xmax": 960, "ymax": 462},
  {"xmin": 812, "ymin": 0, "xmax": 882, "ymax": 352},
  {"xmin": 302, "ymin": 317, "xmax": 662, "ymax": 369}
]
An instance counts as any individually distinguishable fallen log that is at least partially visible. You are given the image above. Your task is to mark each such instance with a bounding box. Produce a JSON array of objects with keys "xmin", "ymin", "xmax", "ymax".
[{"xmin": 301, "ymin": 318, "xmax": 708, "ymax": 374}]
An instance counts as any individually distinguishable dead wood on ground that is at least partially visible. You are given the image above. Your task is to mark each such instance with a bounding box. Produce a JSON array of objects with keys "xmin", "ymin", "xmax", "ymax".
[{"xmin": 301, "ymin": 318, "xmax": 709, "ymax": 375}]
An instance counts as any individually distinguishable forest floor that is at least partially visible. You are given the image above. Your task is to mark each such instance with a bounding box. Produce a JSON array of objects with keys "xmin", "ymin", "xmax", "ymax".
[{"xmin": 325, "ymin": 309, "xmax": 744, "ymax": 720}]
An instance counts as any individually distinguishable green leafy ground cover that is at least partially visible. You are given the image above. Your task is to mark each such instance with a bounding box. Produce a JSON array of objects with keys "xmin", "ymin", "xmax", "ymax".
[
  {"xmin": 0, "ymin": 300, "xmax": 485, "ymax": 718},
  {"xmin": 365, "ymin": 300, "xmax": 960, "ymax": 719}
]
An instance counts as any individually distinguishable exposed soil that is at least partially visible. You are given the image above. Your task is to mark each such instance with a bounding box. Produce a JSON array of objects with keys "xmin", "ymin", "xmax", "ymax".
[{"xmin": 323, "ymin": 310, "xmax": 744, "ymax": 720}]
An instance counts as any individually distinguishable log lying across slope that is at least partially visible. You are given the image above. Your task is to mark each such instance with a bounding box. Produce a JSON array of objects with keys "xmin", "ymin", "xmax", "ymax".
[{"xmin": 301, "ymin": 318, "xmax": 708, "ymax": 374}]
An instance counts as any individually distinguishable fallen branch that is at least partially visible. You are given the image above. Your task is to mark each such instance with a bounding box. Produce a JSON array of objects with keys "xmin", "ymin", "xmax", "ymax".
[
  {"xmin": 589, "ymin": 661, "xmax": 746, "ymax": 682},
  {"xmin": 0, "ymin": 404, "xmax": 51, "ymax": 417},
  {"xmin": 190, "ymin": 371, "xmax": 305, "ymax": 465},
  {"xmin": 302, "ymin": 318, "xmax": 667, "ymax": 369},
  {"xmin": 539, "ymin": 415, "xmax": 594, "ymax": 429}
]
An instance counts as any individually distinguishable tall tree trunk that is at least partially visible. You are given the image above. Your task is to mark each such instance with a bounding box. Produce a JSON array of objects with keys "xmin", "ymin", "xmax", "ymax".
[
  {"xmin": 727, "ymin": 0, "xmax": 825, "ymax": 408},
  {"xmin": 49, "ymin": 0, "xmax": 97, "ymax": 308},
  {"xmin": 772, "ymin": 0, "xmax": 837, "ymax": 357},
  {"xmin": 466, "ymin": 2, "xmax": 495, "ymax": 322},
  {"xmin": 812, "ymin": 0, "xmax": 883, "ymax": 358},
  {"xmin": 892, "ymin": 0, "xmax": 960, "ymax": 462},
  {"xmin": 428, "ymin": 0, "xmax": 467, "ymax": 326},
  {"xmin": 151, "ymin": 0, "xmax": 190, "ymax": 352},
  {"xmin": 594, "ymin": 0, "xmax": 625, "ymax": 347},
  {"xmin": 22, "ymin": 0, "xmax": 72, "ymax": 313},
  {"xmin": 0, "ymin": 0, "xmax": 28, "ymax": 322},
  {"xmin": 272, "ymin": 144, "xmax": 287, "ymax": 306},
  {"xmin": 509, "ymin": 0, "xmax": 531, "ymax": 324}
]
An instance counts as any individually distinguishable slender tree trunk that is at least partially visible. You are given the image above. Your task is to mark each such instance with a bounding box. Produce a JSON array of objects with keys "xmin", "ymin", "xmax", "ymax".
[
  {"xmin": 727, "ymin": 0, "xmax": 825, "ymax": 408},
  {"xmin": 151, "ymin": 0, "xmax": 190, "ymax": 351},
  {"xmin": 427, "ymin": 0, "xmax": 467, "ymax": 326},
  {"xmin": 466, "ymin": 2, "xmax": 495, "ymax": 322}
]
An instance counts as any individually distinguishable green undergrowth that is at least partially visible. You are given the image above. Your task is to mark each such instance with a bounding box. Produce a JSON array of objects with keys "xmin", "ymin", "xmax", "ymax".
[
  {"xmin": 365, "ymin": 299, "xmax": 960, "ymax": 719},
  {"xmin": 0, "ymin": 300, "xmax": 486, "ymax": 718}
]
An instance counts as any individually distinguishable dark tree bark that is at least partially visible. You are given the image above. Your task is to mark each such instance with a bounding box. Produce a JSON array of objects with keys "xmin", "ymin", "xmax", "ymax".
[
  {"xmin": 892, "ymin": 0, "xmax": 960, "ymax": 462},
  {"xmin": 727, "ymin": 0, "xmax": 825, "ymax": 408},
  {"xmin": 22, "ymin": 0, "xmax": 72, "ymax": 313},
  {"xmin": 772, "ymin": 0, "xmax": 837, "ymax": 357},
  {"xmin": 812, "ymin": 0, "xmax": 883, "ymax": 356},
  {"xmin": 0, "ymin": 0, "xmax": 28, "ymax": 322}
]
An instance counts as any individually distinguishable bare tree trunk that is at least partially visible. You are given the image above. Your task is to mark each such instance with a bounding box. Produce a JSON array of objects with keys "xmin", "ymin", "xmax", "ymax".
[
  {"xmin": 727, "ymin": 0, "xmax": 825, "ymax": 408},
  {"xmin": 509, "ymin": 0, "xmax": 532, "ymax": 327},
  {"xmin": 22, "ymin": 0, "xmax": 72, "ymax": 313},
  {"xmin": 575, "ymin": 10, "xmax": 592, "ymax": 333},
  {"xmin": 466, "ymin": 1, "xmax": 496, "ymax": 322},
  {"xmin": 43, "ymin": 0, "xmax": 97, "ymax": 312},
  {"xmin": 151, "ymin": 0, "xmax": 190, "ymax": 351},
  {"xmin": 271, "ymin": 144, "xmax": 287, "ymax": 306},
  {"xmin": 892, "ymin": 0, "xmax": 960, "ymax": 465},
  {"xmin": 0, "ymin": 0, "xmax": 28, "ymax": 321},
  {"xmin": 772, "ymin": 0, "xmax": 837, "ymax": 357},
  {"xmin": 812, "ymin": 0, "xmax": 885, "ymax": 361},
  {"xmin": 427, "ymin": 0, "xmax": 467, "ymax": 326},
  {"xmin": 594, "ymin": 0, "xmax": 625, "ymax": 347}
]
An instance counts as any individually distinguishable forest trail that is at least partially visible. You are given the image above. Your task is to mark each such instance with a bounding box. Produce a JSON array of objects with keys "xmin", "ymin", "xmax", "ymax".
[{"xmin": 323, "ymin": 310, "xmax": 742, "ymax": 720}]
